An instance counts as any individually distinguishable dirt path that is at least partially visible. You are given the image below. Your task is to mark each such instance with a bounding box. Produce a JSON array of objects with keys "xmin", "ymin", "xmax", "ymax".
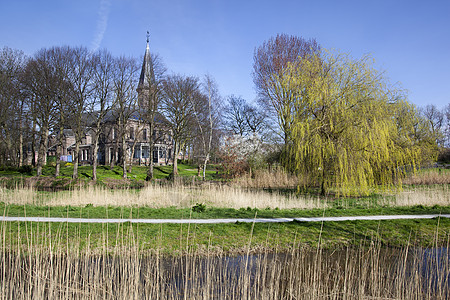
[{"xmin": 1, "ymin": 214, "xmax": 449, "ymax": 224}]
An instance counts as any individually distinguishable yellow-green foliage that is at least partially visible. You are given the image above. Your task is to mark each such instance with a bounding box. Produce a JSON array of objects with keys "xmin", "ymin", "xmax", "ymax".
[{"xmin": 278, "ymin": 50, "xmax": 437, "ymax": 195}]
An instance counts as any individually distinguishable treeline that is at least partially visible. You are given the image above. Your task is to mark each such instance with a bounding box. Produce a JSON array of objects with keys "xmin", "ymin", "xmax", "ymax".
[
  {"xmin": 0, "ymin": 45, "xmax": 222, "ymax": 180},
  {"xmin": 1, "ymin": 34, "xmax": 448, "ymax": 193},
  {"xmin": 221, "ymin": 34, "xmax": 449, "ymax": 195}
]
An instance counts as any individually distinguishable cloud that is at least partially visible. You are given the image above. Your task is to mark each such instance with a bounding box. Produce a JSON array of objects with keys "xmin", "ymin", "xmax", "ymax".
[{"xmin": 90, "ymin": 0, "xmax": 111, "ymax": 53}]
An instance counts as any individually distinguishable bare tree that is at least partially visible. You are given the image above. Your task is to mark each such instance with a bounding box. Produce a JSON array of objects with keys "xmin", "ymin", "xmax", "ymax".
[
  {"xmin": 445, "ymin": 104, "xmax": 450, "ymax": 147},
  {"xmin": 222, "ymin": 95, "xmax": 247, "ymax": 136},
  {"xmin": 89, "ymin": 49, "xmax": 115, "ymax": 181},
  {"xmin": 191, "ymin": 75, "xmax": 221, "ymax": 180},
  {"xmin": 0, "ymin": 47, "xmax": 27, "ymax": 167},
  {"xmin": 421, "ymin": 104, "xmax": 445, "ymax": 146},
  {"xmin": 161, "ymin": 74, "xmax": 199, "ymax": 176},
  {"xmin": 111, "ymin": 56, "xmax": 139, "ymax": 179},
  {"xmin": 253, "ymin": 34, "xmax": 320, "ymax": 146},
  {"xmin": 222, "ymin": 95, "xmax": 267, "ymax": 138},
  {"xmin": 65, "ymin": 46, "xmax": 96, "ymax": 179},
  {"xmin": 243, "ymin": 103, "xmax": 266, "ymax": 137},
  {"xmin": 23, "ymin": 49, "xmax": 60, "ymax": 175},
  {"xmin": 44, "ymin": 46, "xmax": 77, "ymax": 177}
]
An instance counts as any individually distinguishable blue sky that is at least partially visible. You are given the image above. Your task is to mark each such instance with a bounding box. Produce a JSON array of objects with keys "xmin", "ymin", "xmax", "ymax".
[{"xmin": 1, "ymin": 0, "xmax": 449, "ymax": 109}]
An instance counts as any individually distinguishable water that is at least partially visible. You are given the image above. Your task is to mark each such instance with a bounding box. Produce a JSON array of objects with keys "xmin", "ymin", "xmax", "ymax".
[
  {"xmin": 1, "ymin": 247, "xmax": 448, "ymax": 299},
  {"xmin": 158, "ymin": 247, "xmax": 449, "ymax": 298}
]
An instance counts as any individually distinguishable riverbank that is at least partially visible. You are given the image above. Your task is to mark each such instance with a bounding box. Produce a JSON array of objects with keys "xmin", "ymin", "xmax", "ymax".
[
  {"xmin": 1, "ymin": 184, "xmax": 449, "ymax": 254},
  {"xmin": 1, "ymin": 183, "xmax": 449, "ymax": 298},
  {"xmin": 2, "ymin": 216, "xmax": 449, "ymax": 255}
]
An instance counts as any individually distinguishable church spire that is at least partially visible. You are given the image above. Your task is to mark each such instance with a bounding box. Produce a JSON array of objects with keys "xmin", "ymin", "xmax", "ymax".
[{"xmin": 137, "ymin": 31, "xmax": 156, "ymax": 107}]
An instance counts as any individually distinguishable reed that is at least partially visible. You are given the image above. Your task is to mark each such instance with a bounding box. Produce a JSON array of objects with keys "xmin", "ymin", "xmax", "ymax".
[
  {"xmin": 232, "ymin": 168, "xmax": 304, "ymax": 189},
  {"xmin": 1, "ymin": 217, "xmax": 448, "ymax": 299},
  {"xmin": 1, "ymin": 183, "xmax": 449, "ymax": 210},
  {"xmin": 403, "ymin": 168, "xmax": 450, "ymax": 185},
  {"xmin": 1, "ymin": 183, "xmax": 324, "ymax": 210},
  {"xmin": 395, "ymin": 184, "xmax": 450, "ymax": 207}
]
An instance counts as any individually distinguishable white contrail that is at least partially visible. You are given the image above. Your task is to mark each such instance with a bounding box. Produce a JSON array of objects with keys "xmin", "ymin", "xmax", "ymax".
[{"xmin": 90, "ymin": 0, "xmax": 111, "ymax": 53}]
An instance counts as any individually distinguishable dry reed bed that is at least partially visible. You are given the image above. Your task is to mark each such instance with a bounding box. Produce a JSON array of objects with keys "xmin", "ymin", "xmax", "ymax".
[
  {"xmin": 1, "ymin": 233, "xmax": 448, "ymax": 299},
  {"xmin": 232, "ymin": 168, "xmax": 303, "ymax": 189},
  {"xmin": 1, "ymin": 183, "xmax": 449, "ymax": 209},
  {"xmin": 403, "ymin": 171, "xmax": 450, "ymax": 185},
  {"xmin": 0, "ymin": 184, "xmax": 323, "ymax": 209}
]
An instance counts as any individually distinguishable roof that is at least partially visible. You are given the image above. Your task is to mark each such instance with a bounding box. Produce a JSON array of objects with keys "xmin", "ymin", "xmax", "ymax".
[
  {"xmin": 102, "ymin": 107, "xmax": 170, "ymax": 126},
  {"xmin": 137, "ymin": 38, "xmax": 156, "ymax": 91}
]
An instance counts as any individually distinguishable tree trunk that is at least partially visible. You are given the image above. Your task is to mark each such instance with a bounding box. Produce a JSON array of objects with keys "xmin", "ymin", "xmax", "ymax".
[
  {"xmin": 202, "ymin": 153, "xmax": 210, "ymax": 180},
  {"xmin": 320, "ymin": 168, "xmax": 326, "ymax": 196},
  {"xmin": 55, "ymin": 145, "xmax": 61, "ymax": 177},
  {"xmin": 72, "ymin": 139, "xmax": 79, "ymax": 179},
  {"xmin": 92, "ymin": 133, "xmax": 100, "ymax": 182},
  {"xmin": 146, "ymin": 162, "xmax": 154, "ymax": 181},
  {"xmin": 128, "ymin": 137, "xmax": 139, "ymax": 174},
  {"xmin": 18, "ymin": 101, "xmax": 24, "ymax": 168},
  {"xmin": 55, "ymin": 124, "xmax": 64, "ymax": 177},
  {"xmin": 110, "ymin": 143, "xmax": 116, "ymax": 169},
  {"xmin": 173, "ymin": 156, "xmax": 178, "ymax": 176},
  {"xmin": 173, "ymin": 140, "xmax": 179, "ymax": 176},
  {"xmin": 122, "ymin": 134, "xmax": 127, "ymax": 179},
  {"xmin": 18, "ymin": 128, "xmax": 23, "ymax": 168},
  {"xmin": 31, "ymin": 120, "xmax": 37, "ymax": 167},
  {"xmin": 148, "ymin": 141, "xmax": 155, "ymax": 177},
  {"xmin": 36, "ymin": 126, "xmax": 48, "ymax": 176},
  {"xmin": 146, "ymin": 121, "xmax": 155, "ymax": 181},
  {"xmin": 128, "ymin": 153, "xmax": 133, "ymax": 173}
]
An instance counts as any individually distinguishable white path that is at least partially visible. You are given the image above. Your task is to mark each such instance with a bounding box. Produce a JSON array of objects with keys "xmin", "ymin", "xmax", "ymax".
[{"xmin": 1, "ymin": 214, "xmax": 449, "ymax": 224}]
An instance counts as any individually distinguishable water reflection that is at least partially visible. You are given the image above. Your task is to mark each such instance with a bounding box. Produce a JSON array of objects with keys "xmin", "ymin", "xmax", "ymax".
[
  {"xmin": 1, "ymin": 247, "xmax": 448, "ymax": 299},
  {"xmin": 160, "ymin": 247, "xmax": 449, "ymax": 299}
]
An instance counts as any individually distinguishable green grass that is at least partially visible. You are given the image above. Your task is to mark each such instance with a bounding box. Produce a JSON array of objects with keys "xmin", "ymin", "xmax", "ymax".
[
  {"xmin": 1, "ymin": 201, "xmax": 449, "ymax": 220},
  {"xmin": 2, "ymin": 196, "xmax": 448, "ymax": 254},
  {"xmin": 0, "ymin": 163, "xmax": 222, "ymax": 188},
  {"xmin": 2, "ymin": 217, "xmax": 449, "ymax": 254}
]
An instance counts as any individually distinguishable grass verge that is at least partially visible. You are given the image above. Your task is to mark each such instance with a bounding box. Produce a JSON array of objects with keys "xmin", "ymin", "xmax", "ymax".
[{"xmin": 2, "ymin": 216, "xmax": 449, "ymax": 255}]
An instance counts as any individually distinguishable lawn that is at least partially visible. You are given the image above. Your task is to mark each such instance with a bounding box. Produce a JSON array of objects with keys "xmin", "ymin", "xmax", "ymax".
[
  {"xmin": 2, "ymin": 216, "xmax": 449, "ymax": 254},
  {"xmin": 0, "ymin": 163, "xmax": 222, "ymax": 189}
]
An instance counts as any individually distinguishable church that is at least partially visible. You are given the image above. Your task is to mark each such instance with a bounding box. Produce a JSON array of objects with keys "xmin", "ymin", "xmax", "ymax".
[{"xmin": 47, "ymin": 36, "xmax": 174, "ymax": 167}]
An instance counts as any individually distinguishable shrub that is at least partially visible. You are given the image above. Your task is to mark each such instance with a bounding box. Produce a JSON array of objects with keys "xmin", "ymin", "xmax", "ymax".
[
  {"xmin": 192, "ymin": 202, "xmax": 206, "ymax": 213},
  {"xmin": 438, "ymin": 148, "xmax": 450, "ymax": 164},
  {"xmin": 17, "ymin": 165, "xmax": 33, "ymax": 175}
]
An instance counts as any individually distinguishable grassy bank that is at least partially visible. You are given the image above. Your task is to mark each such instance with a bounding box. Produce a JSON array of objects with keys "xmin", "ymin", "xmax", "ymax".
[
  {"xmin": 1, "ymin": 184, "xmax": 449, "ymax": 252},
  {"xmin": 2, "ymin": 217, "xmax": 449, "ymax": 255},
  {"xmin": 0, "ymin": 172, "xmax": 449, "ymax": 298},
  {"xmin": 1, "ymin": 201, "xmax": 450, "ymax": 220}
]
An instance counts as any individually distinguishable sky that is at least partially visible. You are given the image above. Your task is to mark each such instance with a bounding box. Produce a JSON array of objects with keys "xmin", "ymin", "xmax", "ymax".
[{"xmin": 1, "ymin": 0, "xmax": 449, "ymax": 109}]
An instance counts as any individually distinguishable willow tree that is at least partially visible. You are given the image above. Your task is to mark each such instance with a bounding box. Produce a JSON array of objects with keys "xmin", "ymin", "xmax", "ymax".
[{"xmin": 281, "ymin": 50, "xmax": 427, "ymax": 195}]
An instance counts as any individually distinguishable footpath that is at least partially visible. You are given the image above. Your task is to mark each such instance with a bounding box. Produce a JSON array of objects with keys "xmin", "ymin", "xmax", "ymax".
[{"xmin": 1, "ymin": 214, "xmax": 449, "ymax": 224}]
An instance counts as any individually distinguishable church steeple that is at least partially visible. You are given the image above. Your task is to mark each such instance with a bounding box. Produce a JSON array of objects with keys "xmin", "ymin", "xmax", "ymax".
[{"xmin": 137, "ymin": 31, "xmax": 156, "ymax": 108}]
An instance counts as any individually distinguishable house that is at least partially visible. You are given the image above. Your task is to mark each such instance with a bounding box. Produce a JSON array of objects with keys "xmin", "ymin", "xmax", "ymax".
[{"xmin": 47, "ymin": 36, "xmax": 173, "ymax": 166}]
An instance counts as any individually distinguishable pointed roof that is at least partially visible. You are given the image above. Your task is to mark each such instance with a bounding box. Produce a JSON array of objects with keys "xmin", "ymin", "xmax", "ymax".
[{"xmin": 137, "ymin": 32, "xmax": 156, "ymax": 91}]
